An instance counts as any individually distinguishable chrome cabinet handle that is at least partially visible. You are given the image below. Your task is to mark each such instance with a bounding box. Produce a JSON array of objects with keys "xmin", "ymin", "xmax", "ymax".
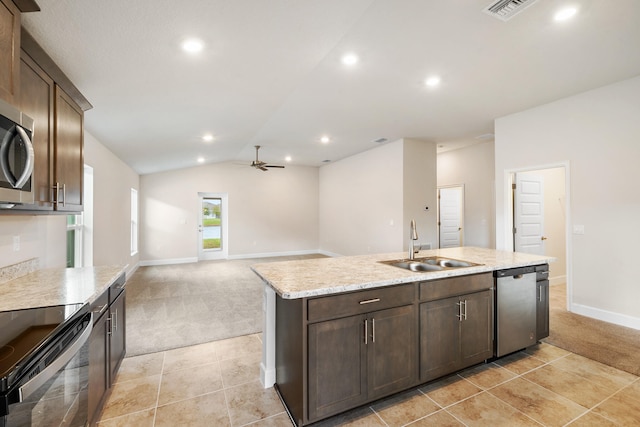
[
  {"xmin": 456, "ymin": 302, "xmax": 462, "ymax": 321},
  {"xmin": 112, "ymin": 309, "xmax": 118, "ymax": 333},
  {"xmin": 364, "ymin": 319, "xmax": 368, "ymax": 345},
  {"xmin": 372, "ymin": 318, "xmax": 376, "ymax": 343},
  {"xmin": 52, "ymin": 182, "xmax": 60, "ymax": 206},
  {"xmin": 538, "ymin": 286, "xmax": 543, "ymax": 302},
  {"xmin": 359, "ymin": 298, "xmax": 380, "ymax": 305},
  {"xmin": 62, "ymin": 183, "xmax": 66, "ymax": 207},
  {"xmin": 463, "ymin": 300, "xmax": 467, "ymax": 320}
]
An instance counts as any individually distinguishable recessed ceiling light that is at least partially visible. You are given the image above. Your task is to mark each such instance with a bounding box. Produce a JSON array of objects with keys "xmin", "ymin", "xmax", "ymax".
[
  {"xmin": 554, "ymin": 7, "xmax": 577, "ymax": 21},
  {"xmin": 285, "ymin": 156, "xmax": 292, "ymax": 162},
  {"xmin": 341, "ymin": 53, "xmax": 359, "ymax": 66},
  {"xmin": 202, "ymin": 134, "xmax": 214, "ymax": 142},
  {"xmin": 182, "ymin": 38, "xmax": 204, "ymax": 54},
  {"xmin": 425, "ymin": 76, "xmax": 441, "ymax": 87},
  {"xmin": 197, "ymin": 157, "xmax": 205, "ymax": 163},
  {"xmin": 320, "ymin": 136, "xmax": 330, "ymax": 144}
]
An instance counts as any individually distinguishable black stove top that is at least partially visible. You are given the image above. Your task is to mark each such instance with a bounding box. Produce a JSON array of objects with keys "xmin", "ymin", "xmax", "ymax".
[{"xmin": 0, "ymin": 303, "xmax": 86, "ymax": 392}]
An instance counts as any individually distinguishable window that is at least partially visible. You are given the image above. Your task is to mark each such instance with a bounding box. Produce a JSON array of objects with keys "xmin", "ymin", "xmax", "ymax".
[
  {"xmin": 131, "ymin": 188, "xmax": 138, "ymax": 255},
  {"xmin": 66, "ymin": 214, "xmax": 83, "ymax": 268}
]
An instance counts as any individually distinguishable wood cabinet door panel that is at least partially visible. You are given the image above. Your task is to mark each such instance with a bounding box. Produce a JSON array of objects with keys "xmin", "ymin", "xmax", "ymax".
[
  {"xmin": 19, "ymin": 53, "xmax": 54, "ymax": 208},
  {"xmin": 0, "ymin": 0, "xmax": 20, "ymax": 104},
  {"xmin": 109, "ymin": 290, "xmax": 126, "ymax": 384},
  {"xmin": 88, "ymin": 311, "xmax": 109, "ymax": 424},
  {"xmin": 367, "ymin": 305, "xmax": 416, "ymax": 399},
  {"xmin": 460, "ymin": 290, "xmax": 493, "ymax": 367},
  {"xmin": 536, "ymin": 281, "xmax": 549, "ymax": 340},
  {"xmin": 419, "ymin": 297, "xmax": 460, "ymax": 382},
  {"xmin": 308, "ymin": 314, "xmax": 367, "ymax": 421},
  {"xmin": 54, "ymin": 85, "xmax": 83, "ymax": 211}
]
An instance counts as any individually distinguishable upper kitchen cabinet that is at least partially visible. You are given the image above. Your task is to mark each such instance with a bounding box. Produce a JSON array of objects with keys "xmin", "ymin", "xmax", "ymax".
[
  {"xmin": 19, "ymin": 51, "xmax": 53, "ymax": 210},
  {"xmin": 0, "ymin": 0, "xmax": 21, "ymax": 105},
  {"xmin": 15, "ymin": 28, "xmax": 91, "ymax": 213},
  {"xmin": 53, "ymin": 86, "xmax": 83, "ymax": 211}
]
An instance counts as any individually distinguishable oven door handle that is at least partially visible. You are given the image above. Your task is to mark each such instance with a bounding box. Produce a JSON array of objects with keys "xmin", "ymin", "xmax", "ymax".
[{"xmin": 17, "ymin": 313, "xmax": 93, "ymax": 402}]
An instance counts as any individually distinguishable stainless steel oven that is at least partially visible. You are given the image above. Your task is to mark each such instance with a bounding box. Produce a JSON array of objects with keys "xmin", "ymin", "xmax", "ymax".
[
  {"xmin": 0, "ymin": 98, "xmax": 35, "ymax": 208},
  {"xmin": 0, "ymin": 304, "xmax": 92, "ymax": 427}
]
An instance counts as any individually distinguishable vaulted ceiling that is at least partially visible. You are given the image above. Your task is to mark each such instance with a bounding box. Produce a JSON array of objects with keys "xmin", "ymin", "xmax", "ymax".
[{"xmin": 21, "ymin": 0, "xmax": 640, "ymax": 175}]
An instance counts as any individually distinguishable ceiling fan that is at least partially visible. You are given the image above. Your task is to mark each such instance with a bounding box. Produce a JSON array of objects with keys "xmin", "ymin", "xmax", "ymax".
[{"xmin": 251, "ymin": 145, "xmax": 284, "ymax": 171}]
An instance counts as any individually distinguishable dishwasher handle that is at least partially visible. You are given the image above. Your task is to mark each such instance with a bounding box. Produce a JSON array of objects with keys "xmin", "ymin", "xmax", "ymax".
[{"xmin": 493, "ymin": 266, "xmax": 535, "ymax": 278}]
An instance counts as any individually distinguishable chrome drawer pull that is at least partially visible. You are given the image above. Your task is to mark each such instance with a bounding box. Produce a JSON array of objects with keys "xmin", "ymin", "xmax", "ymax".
[{"xmin": 359, "ymin": 298, "xmax": 381, "ymax": 305}]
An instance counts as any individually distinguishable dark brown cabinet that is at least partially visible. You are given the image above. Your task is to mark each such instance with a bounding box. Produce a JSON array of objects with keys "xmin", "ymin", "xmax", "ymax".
[
  {"xmin": 0, "ymin": 0, "xmax": 20, "ymax": 105},
  {"xmin": 418, "ymin": 273, "xmax": 493, "ymax": 382},
  {"xmin": 307, "ymin": 304, "xmax": 416, "ymax": 421},
  {"xmin": 53, "ymin": 85, "xmax": 83, "ymax": 211},
  {"xmin": 88, "ymin": 274, "xmax": 126, "ymax": 425},
  {"xmin": 17, "ymin": 48, "xmax": 84, "ymax": 212},
  {"xmin": 19, "ymin": 52, "xmax": 54, "ymax": 210},
  {"xmin": 536, "ymin": 265, "xmax": 550, "ymax": 341}
]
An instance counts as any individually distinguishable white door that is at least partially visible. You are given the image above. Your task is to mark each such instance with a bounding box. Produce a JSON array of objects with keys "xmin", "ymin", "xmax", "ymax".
[
  {"xmin": 514, "ymin": 174, "xmax": 545, "ymax": 255},
  {"xmin": 198, "ymin": 193, "xmax": 228, "ymax": 260},
  {"xmin": 438, "ymin": 186, "xmax": 464, "ymax": 248}
]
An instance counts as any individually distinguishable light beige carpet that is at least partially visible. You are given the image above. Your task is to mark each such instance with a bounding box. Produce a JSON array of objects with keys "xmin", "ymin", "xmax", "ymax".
[
  {"xmin": 543, "ymin": 284, "xmax": 640, "ymax": 376},
  {"xmin": 125, "ymin": 254, "xmax": 326, "ymax": 356}
]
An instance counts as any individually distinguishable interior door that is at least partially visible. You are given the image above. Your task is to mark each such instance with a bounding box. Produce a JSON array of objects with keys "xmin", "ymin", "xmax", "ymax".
[
  {"xmin": 514, "ymin": 174, "xmax": 545, "ymax": 255},
  {"xmin": 438, "ymin": 186, "xmax": 463, "ymax": 248},
  {"xmin": 198, "ymin": 193, "xmax": 228, "ymax": 260}
]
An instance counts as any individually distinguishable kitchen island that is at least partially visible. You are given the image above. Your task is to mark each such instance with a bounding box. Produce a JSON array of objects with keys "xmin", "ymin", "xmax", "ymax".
[{"xmin": 251, "ymin": 247, "xmax": 554, "ymax": 426}]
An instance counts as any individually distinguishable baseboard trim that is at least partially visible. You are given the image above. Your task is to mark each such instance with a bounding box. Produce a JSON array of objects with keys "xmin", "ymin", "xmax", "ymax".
[
  {"xmin": 139, "ymin": 257, "xmax": 198, "ymax": 266},
  {"xmin": 260, "ymin": 362, "xmax": 276, "ymax": 389},
  {"xmin": 570, "ymin": 303, "xmax": 640, "ymax": 331},
  {"xmin": 228, "ymin": 250, "xmax": 330, "ymax": 260}
]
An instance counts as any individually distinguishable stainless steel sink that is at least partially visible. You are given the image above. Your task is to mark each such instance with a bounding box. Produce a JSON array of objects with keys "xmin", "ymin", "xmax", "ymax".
[{"xmin": 379, "ymin": 256, "xmax": 480, "ymax": 272}]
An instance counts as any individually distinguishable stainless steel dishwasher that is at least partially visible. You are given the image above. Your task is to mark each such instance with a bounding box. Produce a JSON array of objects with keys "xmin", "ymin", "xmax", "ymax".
[{"xmin": 494, "ymin": 266, "xmax": 537, "ymax": 357}]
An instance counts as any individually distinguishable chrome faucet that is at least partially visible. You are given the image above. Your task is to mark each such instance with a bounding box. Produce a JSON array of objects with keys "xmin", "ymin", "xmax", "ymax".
[{"xmin": 409, "ymin": 219, "xmax": 418, "ymax": 260}]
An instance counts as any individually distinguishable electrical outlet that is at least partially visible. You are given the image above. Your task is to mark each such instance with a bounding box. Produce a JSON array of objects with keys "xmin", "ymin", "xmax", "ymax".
[{"xmin": 13, "ymin": 236, "xmax": 20, "ymax": 251}]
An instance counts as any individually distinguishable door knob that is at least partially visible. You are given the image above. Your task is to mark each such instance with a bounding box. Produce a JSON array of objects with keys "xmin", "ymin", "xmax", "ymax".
[{"xmin": 541, "ymin": 236, "xmax": 548, "ymax": 240}]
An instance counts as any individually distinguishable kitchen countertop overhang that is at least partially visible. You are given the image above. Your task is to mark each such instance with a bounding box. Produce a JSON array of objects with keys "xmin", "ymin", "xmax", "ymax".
[
  {"xmin": 251, "ymin": 247, "xmax": 554, "ymax": 299},
  {"xmin": 0, "ymin": 265, "xmax": 128, "ymax": 311}
]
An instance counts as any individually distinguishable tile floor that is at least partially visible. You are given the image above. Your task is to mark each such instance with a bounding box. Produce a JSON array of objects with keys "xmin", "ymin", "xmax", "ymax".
[{"xmin": 97, "ymin": 333, "xmax": 640, "ymax": 426}]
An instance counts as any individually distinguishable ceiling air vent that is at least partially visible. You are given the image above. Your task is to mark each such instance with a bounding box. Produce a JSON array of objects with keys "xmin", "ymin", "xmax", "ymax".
[
  {"xmin": 373, "ymin": 138, "xmax": 388, "ymax": 144},
  {"xmin": 483, "ymin": 0, "xmax": 539, "ymax": 21}
]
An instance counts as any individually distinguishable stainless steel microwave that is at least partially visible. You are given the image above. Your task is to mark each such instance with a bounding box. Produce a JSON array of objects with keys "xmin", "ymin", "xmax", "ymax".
[{"xmin": 0, "ymin": 98, "xmax": 35, "ymax": 207}]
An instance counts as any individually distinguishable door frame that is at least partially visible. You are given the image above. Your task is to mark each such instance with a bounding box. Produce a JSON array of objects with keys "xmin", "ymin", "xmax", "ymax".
[
  {"xmin": 503, "ymin": 161, "xmax": 571, "ymax": 311},
  {"xmin": 197, "ymin": 192, "xmax": 229, "ymax": 260}
]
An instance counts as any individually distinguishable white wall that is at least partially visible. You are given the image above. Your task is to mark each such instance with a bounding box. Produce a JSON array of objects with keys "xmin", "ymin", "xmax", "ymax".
[
  {"xmin": 139, "ymin": 162, "xmax": 319, "ymax": 262},
  {"xmin": 495, "ymin": 75, "xmax": 640, "ymax": 329},
  {"xmin": 437, "ymin": 142, "xmax": 495, "ymax": 249},
  {"xmin": 319, "ymin": 139, "xmax": 437, "ymax": 256},
  {"xmin": 0, "ymin": 215, "xmax": 66, "ymax": 269},
  {"xmin": 84, "ymin": 131, "xmax": 140, "ymax": 272}
]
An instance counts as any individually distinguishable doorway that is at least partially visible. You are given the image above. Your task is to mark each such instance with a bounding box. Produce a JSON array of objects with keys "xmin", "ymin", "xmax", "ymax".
[
  {"xmin": 508, "ymin": 165, "xmax": 568, "ymax": 308},
  {"xmin": 198, "ymin": 192, "xmax": 228, "ymax": 260},
  {"xmin": 437, "ymin": 185, "xmax": 464, "ymax": 248}
]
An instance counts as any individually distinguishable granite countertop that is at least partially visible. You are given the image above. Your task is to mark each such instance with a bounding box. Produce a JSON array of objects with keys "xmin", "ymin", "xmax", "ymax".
[
  {"xmin": 251, "ymin": 247, "xmax": 554, "ymax": 299},
  {"xmin": 0, "ymin": 265, "xmax": 128, "ymax": 311}
]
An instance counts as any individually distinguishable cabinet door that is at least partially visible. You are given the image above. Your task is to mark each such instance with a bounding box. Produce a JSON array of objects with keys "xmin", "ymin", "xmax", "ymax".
[
  {"xmin": 53, "ymin": 85, "xmax": 83, "ymax": 211},
  {"xmin": 419, "ymin": 296, "xmax": 460, "ymax": 382},
  {"xmin": 367, "ymin": 305, "xmax": 416, "ymax": 399},
  {"xmin": 88, "ymin": 312, "xmax": 109, "ymax": 425},
  {"xmin": 0, "ymin": 0, "xmax": 20, "ymax": 104},
  {"xmin": 308, "ymin": 314, "xmax": 367, "ymax": 421},
  {"xmin": 460, "ymin": 290, "xmax": 493, "ymax": 368},
  {"xmin": 19, "ymin": 52, "xmax": 54, "ymax": 209},
  {"xmin": 536, "ymin": 281, "xmax": 549, "ymax": 340},
  {"xmin": 109, "ymin": 290, "xmax": 126, "ymax": 384}
]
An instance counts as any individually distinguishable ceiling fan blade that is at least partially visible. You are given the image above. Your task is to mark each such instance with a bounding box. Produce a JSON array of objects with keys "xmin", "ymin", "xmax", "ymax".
[
  {"xmin": 258, "ymin": 166, "xmax": 268, "ymax": 171},
  {"xmin": 265, "ymin": 165, "xmax": 285, "ymax": 168}
]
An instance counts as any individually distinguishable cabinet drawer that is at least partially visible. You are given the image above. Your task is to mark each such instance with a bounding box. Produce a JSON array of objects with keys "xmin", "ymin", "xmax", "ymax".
[
  {"xmin": 307, "ymin": 284, "xmax": 415, "ymax": 322},
  {"xmin": 419, "ymin": 273, "xmax": 493, "ymax": 302}
]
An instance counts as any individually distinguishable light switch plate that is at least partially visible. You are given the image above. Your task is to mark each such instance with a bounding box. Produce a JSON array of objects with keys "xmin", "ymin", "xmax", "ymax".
[{"xmin": 573, "ymin": 225, "xmax": 585, "ymax": 235}]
